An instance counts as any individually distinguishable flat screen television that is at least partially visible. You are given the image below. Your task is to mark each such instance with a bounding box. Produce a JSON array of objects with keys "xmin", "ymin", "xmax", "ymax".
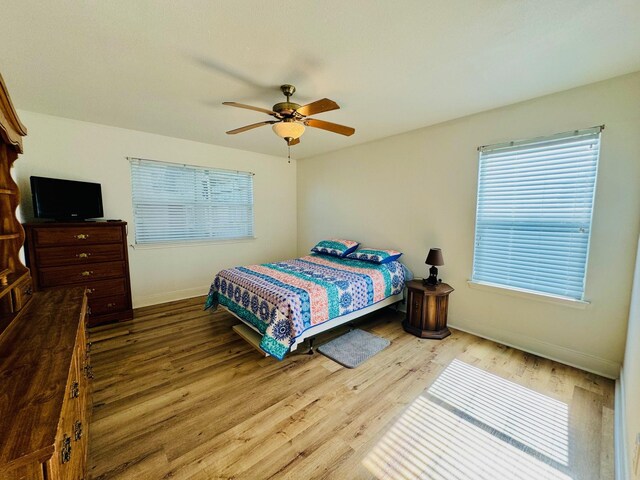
[{"xmin": 31, "ymin": 176, "xmax": 104, "ymax": 221}]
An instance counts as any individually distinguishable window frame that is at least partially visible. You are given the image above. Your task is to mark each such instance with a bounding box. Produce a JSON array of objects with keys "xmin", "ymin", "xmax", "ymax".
[
  {"xmin": 470, "ymin": 126, "xmax": 602, "ymax": 303},
  {"xmin": 126, "ymin": 157, "xmax": 256, "ymax": 249}
]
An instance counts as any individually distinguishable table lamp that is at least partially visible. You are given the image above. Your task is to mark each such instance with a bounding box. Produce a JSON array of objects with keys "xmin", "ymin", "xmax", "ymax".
[{"xmin": 424, "ymin": 248, "xmax": 444, "ymax": 286}]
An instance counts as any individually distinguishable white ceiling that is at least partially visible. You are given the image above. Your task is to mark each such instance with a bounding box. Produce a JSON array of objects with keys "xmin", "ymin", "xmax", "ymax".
[{"xmin": 1, "ymin": 1, "xmax": 639, "ymax": 159}]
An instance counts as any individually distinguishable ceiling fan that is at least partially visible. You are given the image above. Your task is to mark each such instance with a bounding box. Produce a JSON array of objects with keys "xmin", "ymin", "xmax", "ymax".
[{"xmin": 223, "ymin": 84, "xmax": 355, "ymax": 146}]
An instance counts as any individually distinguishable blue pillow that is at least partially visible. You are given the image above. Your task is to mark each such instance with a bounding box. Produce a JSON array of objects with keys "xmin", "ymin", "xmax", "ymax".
[
  {"xmin": 311, "ymin": 239, "xmax": 359, "ymax": 258},
  {"xmin": 346, "ymin": 248, "xmax": 403, "ymax": 264}
]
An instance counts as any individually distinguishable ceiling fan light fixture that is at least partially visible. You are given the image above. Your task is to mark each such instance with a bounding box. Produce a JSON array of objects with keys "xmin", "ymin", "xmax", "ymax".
[
  {"xmin": 223, "ymin": 85, "xmax": 354, "ymax": 146},
  {"xmin": 272, "ymin": 121, "xmax": 305, "ymax": 140}
]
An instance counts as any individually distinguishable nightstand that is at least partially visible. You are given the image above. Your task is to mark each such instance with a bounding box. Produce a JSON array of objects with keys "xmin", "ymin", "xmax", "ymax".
[{"xmin": 403, "ymin": 280, "xmax": 454, "ymax": 339}]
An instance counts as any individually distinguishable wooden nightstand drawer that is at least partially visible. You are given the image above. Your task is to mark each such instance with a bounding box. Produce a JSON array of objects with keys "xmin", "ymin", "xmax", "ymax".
[
  {"xmin": 35, "ymin": 244, "xmax": 124, "ymax": 267},
  {"xmin": 407, "ymin": 288, "xmax": 423, "ymax": 327},
  {"xmin": 31, "ymin": 226, "xmax": 123, "ymax": 247},
  {"xmin": 38, "ymin": 262, "xmax": 126, "ymax": 288}
]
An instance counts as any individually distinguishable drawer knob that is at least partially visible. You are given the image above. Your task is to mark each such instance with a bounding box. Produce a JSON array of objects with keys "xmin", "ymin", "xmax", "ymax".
[
  {"xmin": 81, "ymin": 271, "xmax": 93, "ymax": 277},
  {"xmin": 107, "ymin": 302, "xmax": 116, "ymax": 308},
  {"xmin": 87, "ymin": 288, "xmax": 96, "ymax": 294},
  {"xmin": 25, "ymin": 286, "xmax": 33, "ymax": 296},
  {"xmin": 77, "ymin": 252, "xmax": 90, "ymax": 258},
  {"xmin": 70, "ymin": 381, "xmax": 80, "ymax": 399},
  {"xmin": 75, "ymin": 234, "xmax": 89, "ymax": 240},
  {"xmin": 86, "ymin": 341, "xmax": 93, "ymax": 352},
  {"xmin": 74, "ymin": 420, "xmax": 83, "ymax": 441},
  {"xmin": 61, "ymin": 434, "xmax": 72, "ymax": 464}
]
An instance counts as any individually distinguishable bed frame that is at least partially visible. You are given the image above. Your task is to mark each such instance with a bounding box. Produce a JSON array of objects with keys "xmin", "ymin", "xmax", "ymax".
[{"xmin": 227, "ymin": 292, "xmax": 405, "ymax": 357}]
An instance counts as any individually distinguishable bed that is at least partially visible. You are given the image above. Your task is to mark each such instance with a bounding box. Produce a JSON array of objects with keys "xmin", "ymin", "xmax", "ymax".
[{"xmin": 205, "ymin": 253, "xmax": 406, "ymax": 359}]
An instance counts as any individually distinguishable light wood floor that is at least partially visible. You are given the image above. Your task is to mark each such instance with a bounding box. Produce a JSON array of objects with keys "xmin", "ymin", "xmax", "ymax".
[{"xmin": 87, "ymin": 296, "xmax": 614, "ymax": 480}]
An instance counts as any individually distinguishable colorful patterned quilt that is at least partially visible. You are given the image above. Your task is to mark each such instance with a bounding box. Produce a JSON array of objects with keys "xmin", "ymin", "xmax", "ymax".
[{"xmin": 205, "ymin": 254, "xmax": 405, "ymax": 359}]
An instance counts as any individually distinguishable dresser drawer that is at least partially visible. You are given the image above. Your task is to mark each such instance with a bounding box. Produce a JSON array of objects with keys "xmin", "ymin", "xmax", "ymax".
[
  {"xmin": 35, "ymin": 244, "xmax": 124, "ymax": 267},
  {"xmin": 88, "ymin": 294, "xmax": 128, "ymax": 316},
  {"xmin": 31, "ymin": 226, "xmax": 123, "ymax": 247},
  {"xmin": 46, "ymin": 354, "xmax": 86, "ymax": 480},
  {"xmin": 84, "ymin": 278, "xmax": 128, "ymax": 299},
  {"xmin": 11, "ymin": 275, "xmax": 33, "ymax": 312},
  {"xmin": 39, "ymin": 262, "xmax": 125, "ymax": 288}
]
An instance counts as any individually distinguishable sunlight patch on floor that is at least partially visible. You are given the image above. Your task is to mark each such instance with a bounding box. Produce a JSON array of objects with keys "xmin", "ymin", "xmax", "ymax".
[{"xmin": 363, "ymin": 359, "xmax": 572, "ymax": 480}]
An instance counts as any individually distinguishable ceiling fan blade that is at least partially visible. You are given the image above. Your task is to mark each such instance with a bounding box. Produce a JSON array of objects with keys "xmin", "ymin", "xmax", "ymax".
[
  {"xmin": 226, "ymin": 121, "xmax": 276, "ymax": 135},
  {"xmin": 296, "ymin": 98, "xmax": 339, "ymax": 117},
  {"xmin": 288, "ymin": 137, "xmax": 301, "ymax": 146},
  {"xmin": 223, "ymin": 102, "xmax": 280, "ymax": 117},
  {"xmin": 305, "ymin": 118, "xmax": 355, "ymax": 136}
]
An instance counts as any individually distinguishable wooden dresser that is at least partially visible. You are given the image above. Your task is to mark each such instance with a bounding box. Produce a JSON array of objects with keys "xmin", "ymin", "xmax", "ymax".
[
  {"xmin": 0, "ymin": 287, "xmax": 92, "ymax": 480},
  {"xmin": 24, "ymin": 222, "xmax": 133, "ymax": 326}
]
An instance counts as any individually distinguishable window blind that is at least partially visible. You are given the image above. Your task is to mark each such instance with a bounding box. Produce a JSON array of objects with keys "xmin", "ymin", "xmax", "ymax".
[
  {"xmin": 129, "ymin": 158, "xmax": 254, "ymax": 244},
  {"xmin": 472, "ymin": 127, "xmax": 602, "ymax": 300}
]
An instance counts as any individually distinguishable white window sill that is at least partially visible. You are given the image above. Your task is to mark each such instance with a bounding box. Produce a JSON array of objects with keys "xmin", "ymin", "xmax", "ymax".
[
  {"xmin": 467, "ymin": 280, "xmax": 590, "ymax": 309},
  {"xmin": 130, "ymin": 237, "xmax": 256, "ymax": 250}
]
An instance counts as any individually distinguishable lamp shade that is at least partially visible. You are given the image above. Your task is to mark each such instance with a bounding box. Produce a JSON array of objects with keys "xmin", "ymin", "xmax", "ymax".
[
  {"xmin": 425, "ymin": 248, "xmax": 444, "ymax": 266},
  {"xmin": 272, "ymin": 121, "xmax": 305, "ymax": 140}
]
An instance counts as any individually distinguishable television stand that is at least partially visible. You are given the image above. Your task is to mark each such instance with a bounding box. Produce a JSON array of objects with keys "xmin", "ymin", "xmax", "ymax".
[{"xmin": 23, "ymin": 221, "xmax": 133, "ymax": 326}]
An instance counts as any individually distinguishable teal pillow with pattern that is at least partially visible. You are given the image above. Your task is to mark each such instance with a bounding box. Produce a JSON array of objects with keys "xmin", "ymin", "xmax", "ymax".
[
  {"xmin": 311, "ymin": 239, "xmax": 359, "ymax": 258},
  {"xmin": 346, "ymin": 248, "xmax": 403, "ymax": 264}
]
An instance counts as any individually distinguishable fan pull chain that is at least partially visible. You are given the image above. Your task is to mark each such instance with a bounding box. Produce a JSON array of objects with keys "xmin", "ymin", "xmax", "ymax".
[{"xmin": 288, "ymin": 144, "xmax": 291, "ymax": 164}]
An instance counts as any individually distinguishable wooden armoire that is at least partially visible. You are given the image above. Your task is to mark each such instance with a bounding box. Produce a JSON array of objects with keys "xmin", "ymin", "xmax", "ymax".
[{"xmin": 0, "ymin": 72, "xmax": 32, "ymax": 323}]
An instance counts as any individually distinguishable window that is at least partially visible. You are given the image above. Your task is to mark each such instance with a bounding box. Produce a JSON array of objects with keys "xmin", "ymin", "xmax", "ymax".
[
  {"xmin": 472, "ymin": 127, "xmax": 602, "ymax": 301},
  {"xmin": 129, "ymin": 158, "xmax": 254, "ymax": 245}
]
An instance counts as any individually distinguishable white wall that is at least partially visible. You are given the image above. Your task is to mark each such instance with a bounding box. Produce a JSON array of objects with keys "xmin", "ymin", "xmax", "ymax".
[
  {"xmin": 14, "ymin": 111, "xmax": 297, "ymax": 307},
  {"xmin": 622, "ymin": 236, "xmax": 640, "ymax": 478},
  {"xmin": 297, "ymin": 72, "xmax": 640, "ymax": 378}
]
